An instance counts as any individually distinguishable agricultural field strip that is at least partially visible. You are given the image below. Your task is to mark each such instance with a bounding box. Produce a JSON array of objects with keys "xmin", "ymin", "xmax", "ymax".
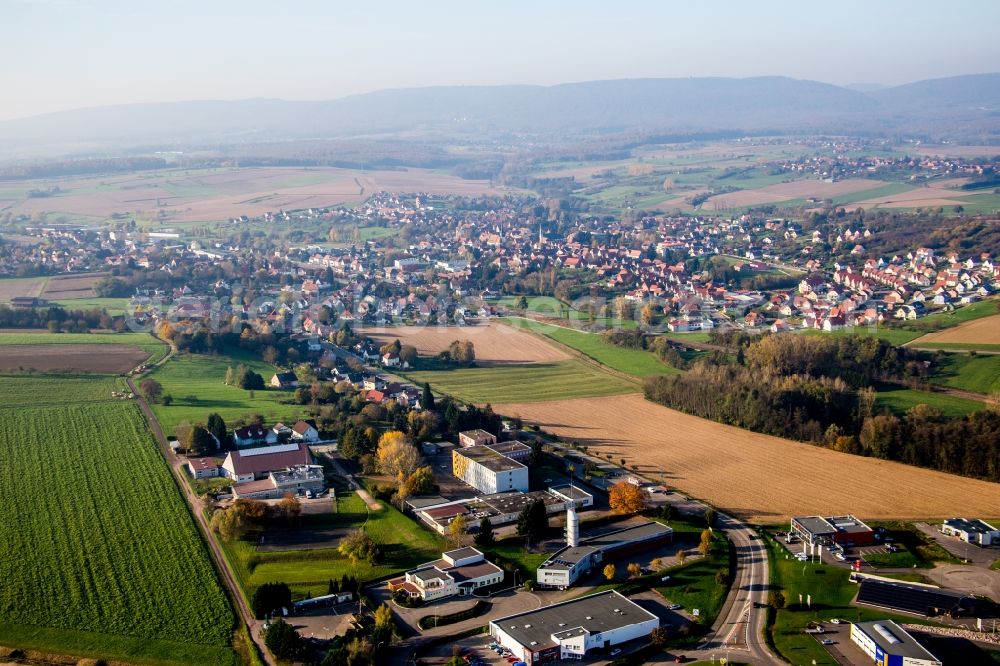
[{"xmin": 0, "ymin": 386, "xmax": 235, "ymax": 664}]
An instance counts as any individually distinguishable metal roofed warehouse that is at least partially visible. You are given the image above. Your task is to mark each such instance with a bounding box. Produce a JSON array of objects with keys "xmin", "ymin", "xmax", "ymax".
[
  {"xmin": 850, "ymin": 620, "xmax": 941, "ymax": 666},
  {"xmin": 489, "ymin": 589, "xmax": 658, "ymax": 664}
]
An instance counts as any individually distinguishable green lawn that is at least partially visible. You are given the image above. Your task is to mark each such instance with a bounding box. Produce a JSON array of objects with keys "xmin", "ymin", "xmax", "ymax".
[
  {"xmin": 405, "ymin": 359, "xmax": 639, "ymax": 405},
  {"xmin": 653, "ymin": 530, "xmax": 732, "ymax": 630},
  {"xmin": 662, "ymin": 331, "xmax": 712, "ymax": 344},
  {"xmin": 0, "ymin": 375, "xmax": 235, "ymax": 665},
  {"xmin": 148, "ymin": 350, "xmax": 304, "ymax": 433},
  {"xmin": 221, "ymin": 492, "xmax": 445, "ymax": 600},
  {"xmin": 505, "ymin": 318, "xmax": 676, "ymax": 377},
  {"xmin": 874, "ymin": 386, "xmax": 985, "ymax": 418},
  {"xmin": 930, "ymin": 353, "xmax": 1000, "ymax": 395}
]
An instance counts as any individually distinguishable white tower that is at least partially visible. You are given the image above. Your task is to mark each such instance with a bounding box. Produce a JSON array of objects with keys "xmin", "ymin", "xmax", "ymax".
[{"xmin": 566, "ymin": 505, "xmax": 579, "ymax": 547}]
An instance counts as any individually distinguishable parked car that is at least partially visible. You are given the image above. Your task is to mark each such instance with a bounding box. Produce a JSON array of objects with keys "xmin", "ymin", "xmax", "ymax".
[
  {"xmin": 610, "ymin": 648, "xmax": 621, "ymax": 656},
  {"xmin": 821, "ymin": 639, "xmax": 834, "ymax": 645},
  {"xmin": 669, "ymin": 603, "xmax": 683, "ymax": 610}
]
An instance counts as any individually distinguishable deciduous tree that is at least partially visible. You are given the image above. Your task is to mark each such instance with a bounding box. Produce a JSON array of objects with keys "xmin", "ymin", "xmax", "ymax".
[
  {"xmin": 375, "ymin": 431, "xmax": 421, "ymax": 479},
  {"xmin": 609, "ymin": 481, "xmax": 646, "ymax": 514}
]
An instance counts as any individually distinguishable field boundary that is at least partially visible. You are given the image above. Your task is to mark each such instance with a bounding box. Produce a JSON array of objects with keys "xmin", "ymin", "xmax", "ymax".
[{"xmin": 127, "ymin": 376, "xmax": 274, "ymax": 666}]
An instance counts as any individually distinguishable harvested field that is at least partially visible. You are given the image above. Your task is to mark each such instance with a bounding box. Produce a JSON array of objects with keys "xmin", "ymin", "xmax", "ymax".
[
  {"xmin": 912, "ymin": 314, "xmax": 1000, "ymax": 346},
  {"xmin": 364, "ymin": 322, "xmax": 570, "ymax": 366},
  {"xmin": 494, "ymin": 394, "xmax": 1000, "ymax": 522},
  {"xmin": 39, "ymin": 272, "xmax": 106, "ymax": 300},
  {"xmin": 0, "ymin": 344, "xmax": 150, "ymax": 373},
  {"xmin": 703, "ymin": 178, "xmax": 889, "ymax": 210},
  {"xmin": 852, "ymin": 183, "xmax": 974, "ymax": 209},
  {"xmin": 0, "ymin": 276, "xmax": 46, "ymax": 303},
  {"xmin": 4, "ymin": 166, "xmax": 508, "ymax": 224}
]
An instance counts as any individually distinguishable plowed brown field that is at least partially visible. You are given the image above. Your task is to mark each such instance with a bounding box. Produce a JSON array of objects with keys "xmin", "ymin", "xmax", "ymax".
[
  {"xmin": 494, "ymin": 393, "xmax": 1000, "ymax": 522},
  {"xmin": 910, "ymin": 314, "xmax": 1000, "ymax": 345},
  {"xmin": 0, "ymin": 344, "xmax": 148, "ymax": 373},
  {"xmin": 366, "ymin": 323, "xmax": 569, "ymax": 366}
]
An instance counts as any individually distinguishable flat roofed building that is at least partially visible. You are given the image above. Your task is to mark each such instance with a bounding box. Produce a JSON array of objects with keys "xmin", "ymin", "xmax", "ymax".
[
  {"xmin": 538, "ymin": 521, "xmax": 673, "ymax": 589},
  {"xmin": 458, "ymin": 429, "xmax": 497, "ymax": 448},
  {"xmin": 490, "ymin": 590, "xmax": 658, "ymax": 664},
  {"xmin": 453, "ymin": 445, "xmax": 529, "ymax": 494},
  {"xmin": 548, "ymin": 484, "xmax": 594, "ymax": 508},
  {"xmin": 233, "ymin": 464, "xmax": 325, "ymax": 500},
  {"xmin": 941, "ymin": 518, "xmax": 1000, "ymax": 546},
  {"xmin": 488, "ymin": 440, "xmax": 532, "ymax": 461},
  {"xmin": 790, "ymin": 514, "xmax": 875, "ymax": 547},
  {"xmin": 415, "ymin": 489, "xmax": 587, "ymax": 534},
  {"xmin": 850, "ymin": 620, "xmax": 941, "ymax": 666},
  {"xmin": 387, "ymin": 547, "xmax": 503, "ymax": 602}
]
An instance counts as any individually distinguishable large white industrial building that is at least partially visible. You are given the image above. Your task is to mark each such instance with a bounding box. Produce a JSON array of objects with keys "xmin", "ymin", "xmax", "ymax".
[
  {"xmin": 452, "ymin": 444, "xmax": 529, "ymax": 494},
  {"xmin": 850, "ymin": 620, "xmax": 941, "ymax": 666},
  {"xmin": 489, "ymin": 590, "xmax": 658, "ymax": 664}
]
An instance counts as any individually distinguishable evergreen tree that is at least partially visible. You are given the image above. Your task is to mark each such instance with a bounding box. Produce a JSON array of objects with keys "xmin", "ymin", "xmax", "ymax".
[
  {"xmin": 421, "ymin": 382, "xmax": 435, "ymax": 410},
  {"xmin": 474, "ymin": 517, "xmax": 495, "ymax": 548}
]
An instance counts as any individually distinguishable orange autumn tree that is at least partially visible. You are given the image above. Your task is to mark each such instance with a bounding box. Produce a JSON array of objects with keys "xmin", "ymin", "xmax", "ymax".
[{"xmin": 608, "ymin": 481, "xmax": 646, "ymax": 514}]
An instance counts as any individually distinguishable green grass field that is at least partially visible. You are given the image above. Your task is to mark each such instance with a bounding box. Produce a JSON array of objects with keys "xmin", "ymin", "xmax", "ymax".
[
  {"xmin": 405, "ymin": 359, "xmax": 639, "ymax": 404},
  {"xmin": 0, "ymin": 373, "xmax": 124, "ymax": 405},
  {"xmin": 221, "ymin": 491, "xmax": 445, "ymax": 600},
  {"xmin": 874, "ymin": 386, "xmax": 985, "ymax": 418},
  {"xmin": 930, "ymin": 353, "xmax": 1000, "ymax": 395},
  {"xmin": 148, "ymin": 350, "xmax": 304, "ymax": 433},
  {"xmin": 0, "ymin": 375, "xmax": 235, "ymax": 665},
  {"xmin": 505, "ymin": 318, "xmax": 676, "ymax": 377},
  {"xmin": 0, "ymin": 330, "xmax": 168, "ymax": 363},
  {"xmin": 50, "ymin": 297, "xmax": 132, "ymax": 313}
]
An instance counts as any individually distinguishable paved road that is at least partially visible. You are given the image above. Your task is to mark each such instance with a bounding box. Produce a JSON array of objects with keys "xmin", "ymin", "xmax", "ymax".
[
  {"xmin": 692, "ymin": 515, "xmax": 781, "ymax": 665},
  {"xmin": 128, "ymin": 377, "xmax": 275, "ymax": 666}
]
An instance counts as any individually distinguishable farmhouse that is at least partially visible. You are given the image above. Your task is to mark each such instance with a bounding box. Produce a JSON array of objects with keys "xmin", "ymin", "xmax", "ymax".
[
  {"xmin": 232, "ymin": 464, "xmax": 325, "ymax": 500},
  {"xmin": 221, "ymin": 442, "xmax": 313, "ymax": 482},
  {"xmin": 386, "ymin": 547, "xmax": 504, "ymax": 602},
  {"xmin": 489, "ymin": 590, "xmax": 658, "ymax": 664},
  {"xmin": 790, "ymin": 515, "xmax": 875, "ymax": 547},
  {"xmin": 452, "ymin": 444, "xmax": 529, "ymax": 494},
  {"xmin": 187, "ymin": 456, "xmax": 222, "ymax": 479},
  {"xmin": 290, "ymin": 419, "xmax": 320, "ymax": 443},
  {"xmin": 270, "ymin": 372, "xmax": 298, "ymax": 389},
  {"xmin": 232, "ymin": 423, "xmax": 278, "ymax": 447},
  {"xmin": 940, "ymin": 518, "xmax": 1000, "ymax": 546},
  {"xmin": 849, "ymin": 620, "xmax": 941, "ymax": 666},
  {"xmin": 537, "ymin": 521, "xmax": 673, "ymax": 589}
]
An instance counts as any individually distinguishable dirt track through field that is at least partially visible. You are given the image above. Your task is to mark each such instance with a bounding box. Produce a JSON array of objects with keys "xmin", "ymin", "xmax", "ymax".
[
  {"xmin": 910, "ymin": 314, "xmax": 1000, "ymax": 345},
  {"xmin": 494, "ymin": 394, "xmax": 1000, "ymax": 522},
  {"xmin": 0, "ymin": 344, "xmax": 148, "ymax": 373},
  {"xmin": 365, "ymin": 323, "xmax": 570, "ymax": 366}
]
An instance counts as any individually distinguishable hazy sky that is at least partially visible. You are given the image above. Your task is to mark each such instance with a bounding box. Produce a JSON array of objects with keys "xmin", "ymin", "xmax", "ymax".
[{"xmin": 2, "ymin": 0, "xmax": 999, "ymax": 121}]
